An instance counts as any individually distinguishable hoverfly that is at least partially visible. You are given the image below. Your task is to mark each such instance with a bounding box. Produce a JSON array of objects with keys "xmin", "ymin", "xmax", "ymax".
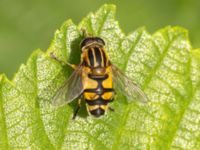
[{"xmin": 51, "ymin": 36, "xmax": 148, "ymax": 119}]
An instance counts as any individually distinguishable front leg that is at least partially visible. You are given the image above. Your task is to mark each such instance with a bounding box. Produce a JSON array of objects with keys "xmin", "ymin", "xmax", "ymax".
[{"xmin": 50, "ymin": 52, "xmax": 77, "ymax": 69}]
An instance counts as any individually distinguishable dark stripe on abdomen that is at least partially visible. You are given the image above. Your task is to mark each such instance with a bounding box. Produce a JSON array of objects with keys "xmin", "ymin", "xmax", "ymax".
[
  {"xmin": 85, "ymin": 98, "xmax": 113, "ymax": 105},
  {"xmin": 84, "ymin": 88, "xmax": 114, "ymax": 95},
  {"xmin": 85, "ymin": 73, "xmax": 113, "ymax": 95},
  {"xmin": 90, "ymin": 107, "xmax": 105, "ymax": 117}
]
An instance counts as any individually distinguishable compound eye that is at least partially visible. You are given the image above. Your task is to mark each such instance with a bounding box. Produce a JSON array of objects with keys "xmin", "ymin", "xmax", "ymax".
[
  {"xmin": 80, "ymin": 37, "xmax": 105, "ymax": 48},
  {"xmin": 96, "ymin": 38, "xmax": 105, "ymax": 46},
  {"xmin": 80, "ymin": 38, "xmax": 91, "ymax": 48}
]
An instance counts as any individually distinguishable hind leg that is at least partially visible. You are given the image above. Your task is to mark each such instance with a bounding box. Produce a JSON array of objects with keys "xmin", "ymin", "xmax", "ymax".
[
  {"xmin": 72, "ymin": 99, "xmax": 82, "ymax": 120},
  {"xmin": 108, "ymin": 107, "xmax": 115, "ymax": 112}
]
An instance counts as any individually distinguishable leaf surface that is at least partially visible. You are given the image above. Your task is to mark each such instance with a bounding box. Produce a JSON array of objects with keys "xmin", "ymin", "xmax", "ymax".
[{"xmin": 0, "ymin": 4, "xmax": 200, "ymax": 150}]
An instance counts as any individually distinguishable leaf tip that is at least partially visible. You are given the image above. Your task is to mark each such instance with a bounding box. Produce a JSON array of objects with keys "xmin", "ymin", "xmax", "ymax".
[
  {"xmin": 136, "ymin": 26, "xmax": 147, "ymax": 32},
  {"xmin": 61, "ymin": 19, "xmax": 75, "ymax": 27},
  {"xmin": 153, "ymin": 25, "xmax": 191, "ymax": 46},
  {"xmin": 12, "ymin": 48, "xmax": 43, "ymax": 81},
  {"xmin": 0, "ymin": 74, "xmax": 5, "ymax": 82},
  {"xmin": 93, "ymin": 4, "xmax": 116, "ymax": 19},
  {"xmin": 102, "ymin": 4, "xmax": 116, "ymax": 11},
  {"xmin": 157, "ymin": 26, "xmax": 189, "ymax": 36},
  {"xmin": 0, "ymin": 74, "xmax": 10, "ymax": 85}
]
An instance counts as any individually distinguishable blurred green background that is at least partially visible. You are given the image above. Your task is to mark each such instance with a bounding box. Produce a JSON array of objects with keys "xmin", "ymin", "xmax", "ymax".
[{"xmin": 1, "ymin": 0, "xmax": 200, "ymax": 78}]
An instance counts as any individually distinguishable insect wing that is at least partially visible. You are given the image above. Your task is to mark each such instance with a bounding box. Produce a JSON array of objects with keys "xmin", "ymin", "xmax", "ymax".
[
  {"xmin": 111, "ymin": 65, "xmax": 148, "ymax": 103},
  {"xmin": 52, "ymin": 65, "xmax": 84, "ymax": 106}
]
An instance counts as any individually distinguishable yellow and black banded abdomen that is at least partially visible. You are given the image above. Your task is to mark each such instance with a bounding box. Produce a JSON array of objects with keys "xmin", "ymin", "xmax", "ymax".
[{"xmin": 82, "ymin": 71, "xmax": 114, "ymax": 117}]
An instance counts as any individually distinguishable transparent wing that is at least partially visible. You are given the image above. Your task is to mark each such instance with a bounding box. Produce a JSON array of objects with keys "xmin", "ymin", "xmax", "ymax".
[
  {"xmin": 52, "ymin": 65, "xmax": 84, "ymax": 106},
  {"xmin": 111, "ymin": 64, "xmax": 148, "ymax": 103}
]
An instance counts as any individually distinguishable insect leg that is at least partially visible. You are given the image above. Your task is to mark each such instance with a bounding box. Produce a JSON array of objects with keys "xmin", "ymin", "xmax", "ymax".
[
  {"xmin": 72, "ymin": 99, "xmax": 81, "ymax": 120},
  {"xmin": 80, "ymin": 28, "xmax": 93, "ymax": 37},
  {"xmin": 108, "ymin": 107, "xmax": 115, "ymax": 112},
  {"xmin": 108, "ymin": 93, "xmax": 115, "ymax": 112},
  {"xmin": 50, "ymin": 52, "xmax": 77, "ymax": 69}
]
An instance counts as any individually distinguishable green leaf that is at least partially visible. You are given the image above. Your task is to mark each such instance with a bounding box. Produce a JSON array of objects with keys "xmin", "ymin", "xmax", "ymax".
[{"xmin": 0, "ymin": 4, "xmax": 200, "ymax": 150}]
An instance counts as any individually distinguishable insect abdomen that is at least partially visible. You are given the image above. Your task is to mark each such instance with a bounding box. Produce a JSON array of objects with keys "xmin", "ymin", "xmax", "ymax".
[
  {"xmin": 86, "ymin": 98, "xmax": 111, "ymax": 117},
  {"xmin": 83, "ymin": 73, "xmax": 114, "ymax": 117}
]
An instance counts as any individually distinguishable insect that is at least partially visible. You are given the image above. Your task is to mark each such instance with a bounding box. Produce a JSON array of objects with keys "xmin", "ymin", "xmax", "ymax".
[{"xmin": 51, "ymin": 36, "xmax": 148, "ymax": 119}]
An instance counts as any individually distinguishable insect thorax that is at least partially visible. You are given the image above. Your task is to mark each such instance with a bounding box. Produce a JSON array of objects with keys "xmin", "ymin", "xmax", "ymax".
[{"xmin": 82, "ymin": 46, "xmax": 109, "ymax": 69}]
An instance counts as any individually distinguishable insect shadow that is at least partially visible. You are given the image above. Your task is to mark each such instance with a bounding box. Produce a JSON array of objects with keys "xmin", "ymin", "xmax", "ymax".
[{"xmin": 66, "ymin": 35, "xmax": 88, "ymax": 119}]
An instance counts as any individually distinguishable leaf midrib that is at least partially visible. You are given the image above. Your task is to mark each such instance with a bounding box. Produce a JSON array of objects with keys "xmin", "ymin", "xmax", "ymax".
[
  {"xmin": 168, "ymin": 56, "xmax": 193, "ymax": 148},
  {"xmin": 97, "ymin": 6, "xmax": 114, "ymax": 36},
  {"xmin": 111, "ymin": 31, "xmax": 144, "ymax": 150},
  {"xmin": 32, "ymin": 54, "xmax": 54, "ymax": 149}
]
